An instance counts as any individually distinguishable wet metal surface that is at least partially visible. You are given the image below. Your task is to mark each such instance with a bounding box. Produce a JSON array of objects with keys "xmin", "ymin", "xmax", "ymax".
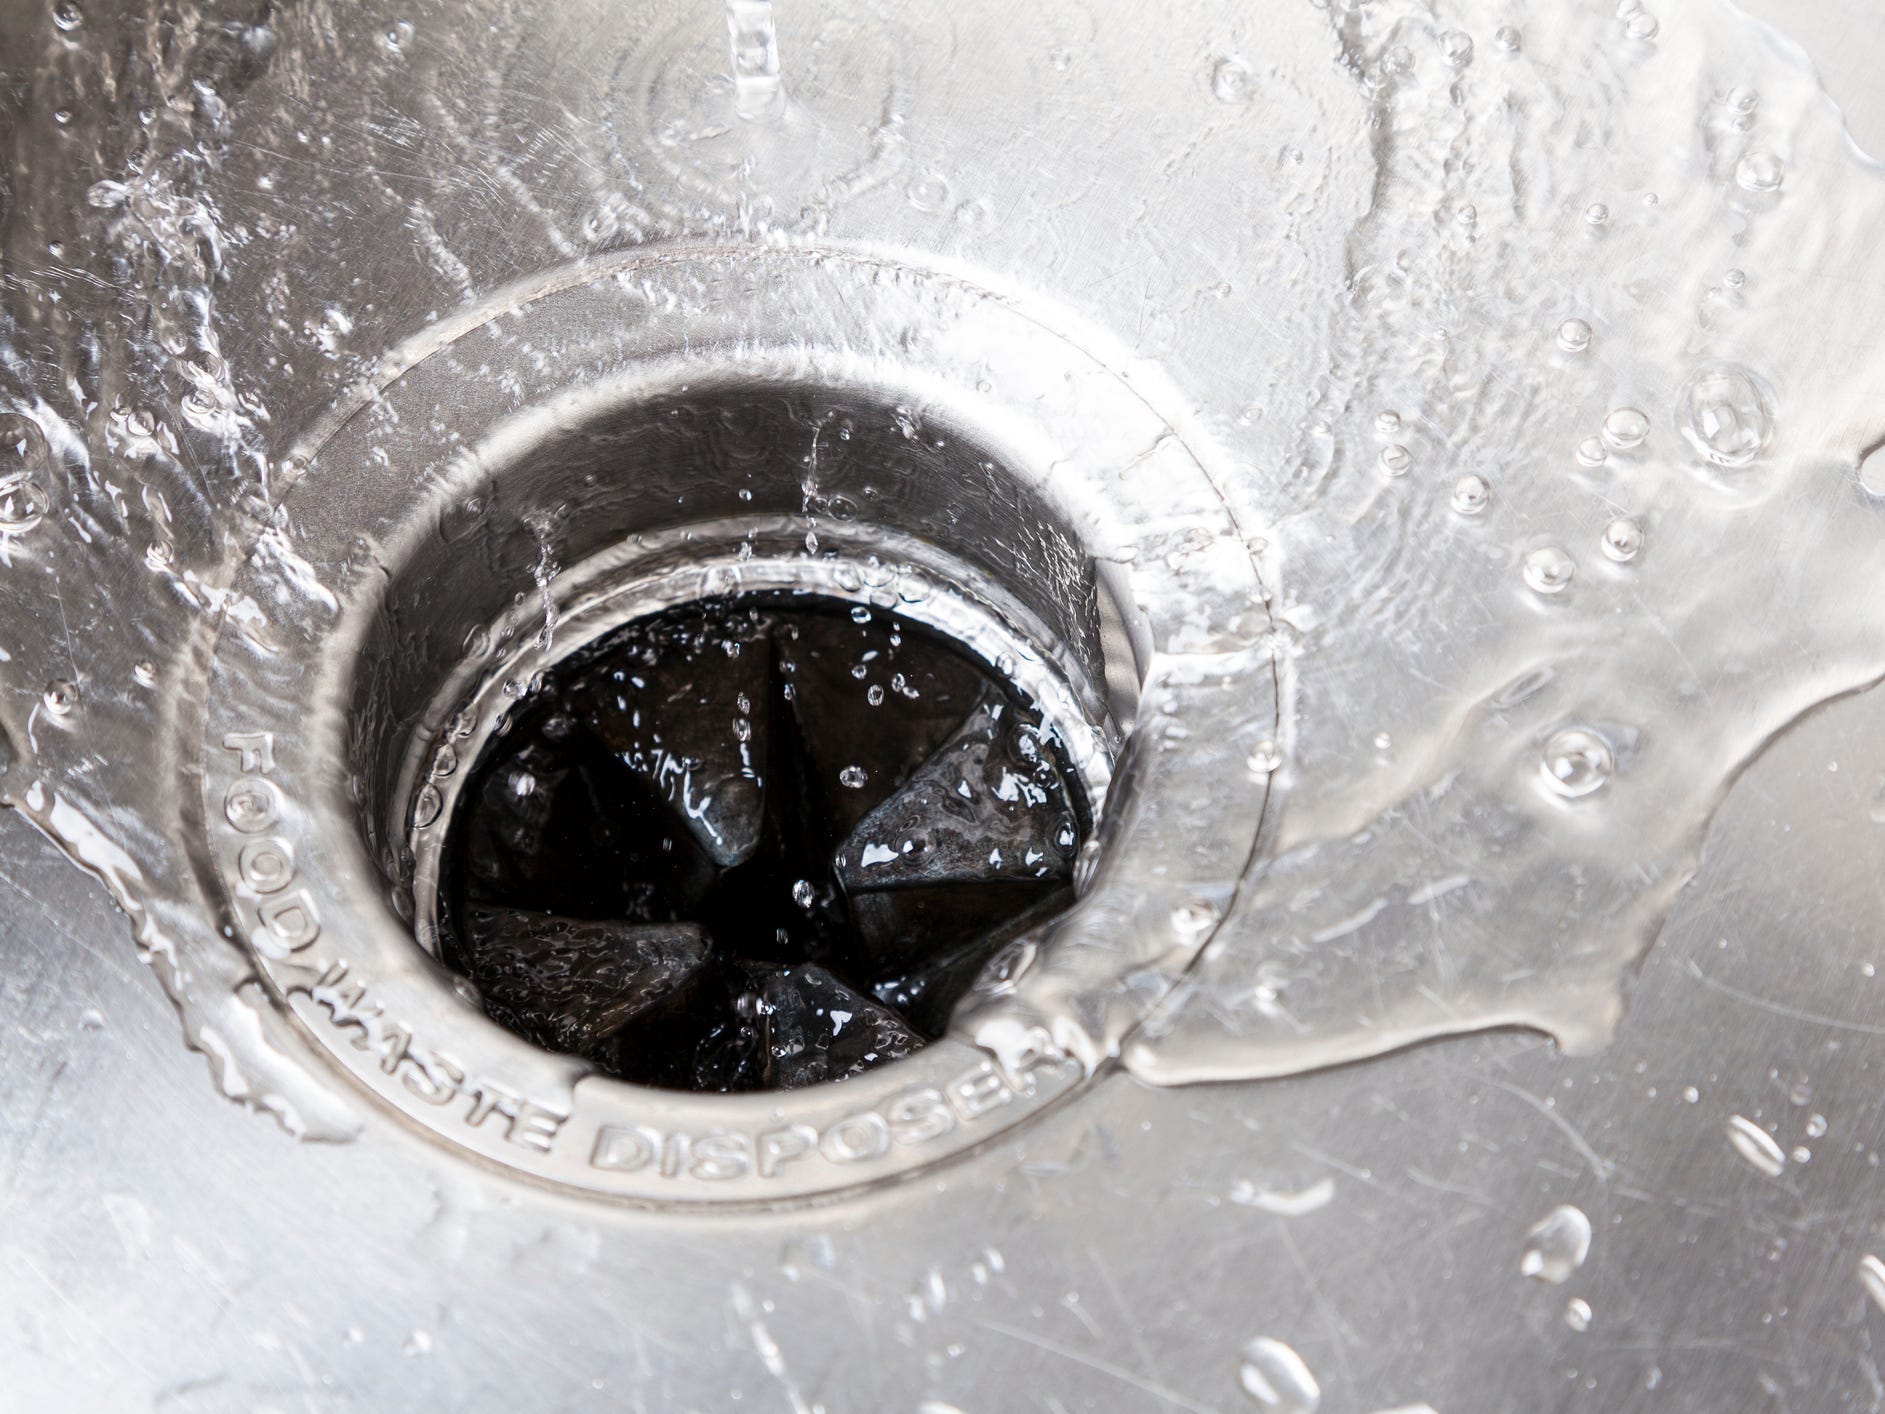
[{"xmin": 4, "ymin": 0, "xmax": 1885, "ymax": 1407}]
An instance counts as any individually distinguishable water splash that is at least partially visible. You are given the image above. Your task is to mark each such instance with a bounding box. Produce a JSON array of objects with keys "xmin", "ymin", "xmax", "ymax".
[{"xmin": 3, "ymin": 0, "xmax": 1885, "ymax": 1144}]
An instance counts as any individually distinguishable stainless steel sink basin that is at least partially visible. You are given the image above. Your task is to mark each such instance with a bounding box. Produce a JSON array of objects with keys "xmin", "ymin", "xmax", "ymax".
[{"xmin": 5, "ymin": 0, "xmax": 1885, "ymax": 1407}]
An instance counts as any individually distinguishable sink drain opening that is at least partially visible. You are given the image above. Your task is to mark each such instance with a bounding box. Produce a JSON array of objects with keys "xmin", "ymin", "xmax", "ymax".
[
  {"xmin": 435, "ymin": 592, "xmax": 1089, "ymax": 1092},
  {"xmin": 201, "ymin": 256, "xmax": 1271, "ymax": 1200}
]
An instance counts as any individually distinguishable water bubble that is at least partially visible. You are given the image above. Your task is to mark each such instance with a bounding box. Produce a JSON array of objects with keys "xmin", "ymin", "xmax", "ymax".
[
  {"xmin": 43, "ymin": 679, "xmax": 78, "ymax": 717},
  {"xmin": 1625, "ymin": 11, "xmax": 1659, "ymax": 40},
  {"xmin": 1495, "ymin": 25, "xmax": 1522, "ymax": 52},
  {"xmin": 1540, "ymin": 728, "xmax": 1613, "ymax": 798},
  {"xmin": 1523, "ymin": 545, "xmax": 1576, "ymax": 596},
  {"xmin": 1584, "ymin": 203, "xmax": 1611, "ymax": 228},
  {"xmin": 1676, "ymin": 365, "xmax": 1771, "ymax": 468},
  {"xmin": 1212, "ymin": 57, "xmax": 1256, "ymax": 104},
  {"xmin": 430, "ymin": 743, "xmax": 458, "ymax": 779},
  {"xmin": 1728, "ymin": 85, "xmax": 1760, "ymax": 115},
  {"xmin": 1375, "ymin": 410, "xmax": 1402, "ymax": 436},
  {"xmin": 1246, "ymin": 739, "xmax": 1283, "ymax": 777},
  {"xmin": 1564, "ymin": 1298, "xmax": 1594, "ymax": 1332},
  {"xmin": 1557, "ymin": 319, "xmax": 1592, "ymax": 354},
  {"xmin": 866, "ymin": 684, "xmax": 886, "ymax": 707},
  {"xmin": 132, "ymin": 660, "xmax": 156, "ymax": 687},
  {"xmin": 1575, "ymin": 437, "xmax": 1609, "ymax": 469},
  {"xmin": 1601, "ymin": 517, "xmax": 1644, "ymax": 562},
  {"xmin": 1439, "ymin": 31, "xmax": 1473, "ymax": 66},
  {"xmin": 1378, "ymin": 444, "xmax": 1412, "ymax": 477},
  {"xmin": 1450, "ymin": 474, "xmax": 1490, "ymax": 516},
  {"xmin": 412, "ymin": 783, "xmax": 442, "ymax": 829},
  {"xmin": 1807, "ymin": 1113, "xmax": 1828, "ymax": 1139},
  {"xmin": 1519, "ymin": 1205, "xmax": 1593, "ymax": 1283},
  {"xmin": 1735, "ymin": 150, "xmax": 1785, "ymax": 194},
  {"xmin": 838, "ymin": 765, "xmax": 868, "ymax": 789},
  {"xmin": 1602, "ymin": 407, "xmax": 1651, "ymax": 450},
  {"xmin": 1238, "ymin": 1337, "xmax": 1320, "ymax": 1412},
  {"xmin": 1726, "ymin": 1114, "xmax": 1787, "ymax": 1178},
  {"xmin": 791, "ymin": 879, "xmax": 816, "ymax": 909},
  {"xmin": 52, "ymin": 1, "xmax": 82, "ymax": 30}
]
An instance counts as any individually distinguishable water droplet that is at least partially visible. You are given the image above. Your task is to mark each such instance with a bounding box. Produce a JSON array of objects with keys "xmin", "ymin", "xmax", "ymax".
[
  {"xmin": 1683, "ymin": 1085, "xmax": 1700, "ymax": 1103},
  {"xmin": 1860, "ymin": 1255, "xmax": 1885, "ymax": 1313},
  {"xmin": 0, "ymin": 475, "xmax": 48, "ymax": 535},
  {"xmin": 132, "ymin": 660, "xmax": 156, "ymax": 687},
  {"xmin": 412, "ymin": 783, "xmax": 443, "ymax": 829},
  {"xmin": 1172, "ymin": 901, "xmax": 1222, "ymax": 939},
  {"xmin": 43, "ymin": 679, "xmax": 77, "ymax": 717},
  {"xmin": 1727, "ymin": 1114, "xmax": 1787, "ymax": 1178},
  {"xmin": 907, "ymin": 174, "xmax": 951, "ymax": 212},
  {"xmin": 1564, "ymin": 1297, "xmax": 1593, "ymax": 1332},
  {"xmin": 1585, "ymin": 203, "xmax": 1611, "ymax": 228},
  {"xmin": 1602, "ymin": 517, "xmax": 1644, "ymax": 562},
  {"xmin": 1735, "ymin": 150, "xmax": 1785, "ymax": 193},
  {"xmin": 1523, "ymin": 545, "xmax": 1576, "ymax": 596},
  {"xmin": 430, "ymin": 743, "xmax": 458, "ymax": 779},
  {"xmin": 1807, "ymin": 1113, "xmax": 1828, "ymax": 1139},
  {"xmin": 1677, "ymin": 365, "xmax": 1771, "ymax": 468},
  {"xmin": 1540, "ymin": 728, "xmax": 1613, "ymax": 798},
  {"xmin": 1520, "ymin": 1205, "xmax": 1593, "ymax": 1283},
  {"xmin": 1575, "ymin": 437, "xmax": 1609, "ymax": 470},
  {"xmin": 1603, "ymin": 407, "xmax": 1651, "ymax": 451},
  {"xmin": 866, "ymin": 684, "xmax": 886, "ymax": 707},
  {"xmin": 1246, "ymin": 739, "xmax": 1283, "ymax": 777},
  {"xmin": 52, "ymin": 1, "xmax": 83, "ymax": 30},
  {"xmin": 1379, "ymin": 444, "xmax": 1412, "ymax": 477},
  {"xmin": 1495, "ymin": 25, "xmax": 1523, "ymax": 52},
  {"xmin": 1375, "ymin": 410, "xmax": 1402, "ymax": 436},
  {"xmin": 791, "ymin": 878, "xmax": 816, "ymax": 909},
  {"xmin": 1557, "ymin": 318, "xmax": 1593, "ymax": 353},
  {"xmin": 1728, "ymin": 85, "xmax": 1760, "ymax": 115},
  {"xmin": 1625, "ymin": 11, "xmax": 1659, "ymax": 40},
  {"xmin": 1439, "ymin": 31, "xmax": 1473, "ymax": 66},
  {"xmin": 1451, "ymin": 474, "xmax": 1490, "ymax": 516},
  {"xmin": 1212, "ymin": 57, "xmax": 1256, "ymax": 104},
  {"xmin": 839, "ymin": 764, "xmax": 868, "ymax": 789},
  {"xmin": 402, "ymin": 1329, "xmax": 432, "ymax": 1358},
  {"xmin": 1238, "ymin": 1337, "xmax": 1320, "ymax": 1412},
  {"xmin": 780, "ymin": 1234, "xmax": 836, "ymax": 1281}
]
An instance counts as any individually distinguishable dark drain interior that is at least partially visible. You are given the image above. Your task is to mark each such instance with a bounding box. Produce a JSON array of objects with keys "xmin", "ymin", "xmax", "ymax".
[{"xmin": 438, "ymin": 594, "xmax": 1086, "ymax": 1092}]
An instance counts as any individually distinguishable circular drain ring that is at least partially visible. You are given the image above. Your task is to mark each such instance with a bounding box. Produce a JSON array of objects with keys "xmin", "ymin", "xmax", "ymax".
[{"xmin": 200, "ymin": 246, "xmax": 1277, "ymax": 1204}]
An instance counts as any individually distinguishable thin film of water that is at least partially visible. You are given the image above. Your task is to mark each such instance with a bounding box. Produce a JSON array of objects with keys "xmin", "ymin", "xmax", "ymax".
[{"xmin": 1, "ymin": 0, "xmax": 1884, "ymax": 1146}]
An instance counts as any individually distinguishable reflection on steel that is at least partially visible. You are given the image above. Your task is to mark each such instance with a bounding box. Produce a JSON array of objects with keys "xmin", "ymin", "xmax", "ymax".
[{"xmin": 2, "ymin": 0, "xmax": 1885, "ymax": 1407}]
